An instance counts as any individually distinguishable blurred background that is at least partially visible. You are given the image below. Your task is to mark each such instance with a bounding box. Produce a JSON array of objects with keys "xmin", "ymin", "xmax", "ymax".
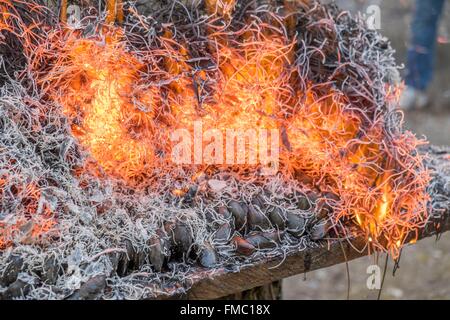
[{"xmin": 283, "ymin": 0, "xmax": 450, "ymax": 299}]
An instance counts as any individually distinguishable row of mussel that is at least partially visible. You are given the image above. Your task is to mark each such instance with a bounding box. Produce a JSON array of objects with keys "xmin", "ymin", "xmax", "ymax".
[{"xmin": 144, "ymin": 190, "xmax": 338, "ymax": 271}]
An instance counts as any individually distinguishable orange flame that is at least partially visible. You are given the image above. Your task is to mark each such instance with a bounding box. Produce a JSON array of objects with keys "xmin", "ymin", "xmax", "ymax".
[{"xmin": 54, "ymin": 32, "xmax": 157, "ymax": 178}]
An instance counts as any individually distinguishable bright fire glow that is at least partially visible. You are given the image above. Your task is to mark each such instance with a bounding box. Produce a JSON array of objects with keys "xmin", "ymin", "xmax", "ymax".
[{"xmin": 51, "ymin": 34, "xmax": 157, "ymax": 178}]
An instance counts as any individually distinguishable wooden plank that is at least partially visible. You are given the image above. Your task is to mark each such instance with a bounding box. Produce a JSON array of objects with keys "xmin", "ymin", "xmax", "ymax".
[{"xmin": 185, "ymin": 239, "xmax": 367, "ymax": 299}]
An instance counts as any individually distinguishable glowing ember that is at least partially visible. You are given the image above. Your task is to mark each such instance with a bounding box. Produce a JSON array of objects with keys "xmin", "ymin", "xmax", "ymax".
[{"xmin": 0, "ymin": 181, "xmax": 55, "ymax": 249}]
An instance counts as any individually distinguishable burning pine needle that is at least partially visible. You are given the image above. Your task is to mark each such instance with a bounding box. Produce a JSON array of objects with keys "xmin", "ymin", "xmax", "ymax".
[{"xmin": 0, "ymin": 0, "xmax": 437, "ymax": 299}]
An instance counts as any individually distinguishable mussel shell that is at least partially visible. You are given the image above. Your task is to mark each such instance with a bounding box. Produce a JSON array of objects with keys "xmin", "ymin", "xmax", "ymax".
[
  {"xmin": 135, "ymin": 250, "xmax": 146, "ymax": 268},
  {"xmin": 324, "ymin": 192, "xmax": 340, "ymax": 202},
  {"xmin": 309, "ymin": 221, "xmax": 330, "ymax": 241},
  {"xmin": 298, "ymin": 195, "xmax": 312, "ymax": 211},
  {"xmin": 199, "ymin": 244, "xmax": 218, "ymax": 268},
  {"xmin": 156, "ymin": 228, "xmax": 171, "ymax": 253},
  {"xmin": 42, "ymin": 256, "xmax": 59, "ymax": 285},
  {"xmin": 294, "ymin": 170, "xmax": 314, "ymax": 185},
  {"xmin": 217, "ymin": 205, "xmax": 232, "ymax": 220},
  {"xmin": 115, "ymin": 239, "xmax": 137, "ymax": 276},
  {"xmin": 126, "ymin": 239, "xmax": 137, "ymax": 267},
  {"xmin": 148, "ymin": 235, "xmax": 165, "ymax": 272},
  {"xmin": 231, "ymin": 236, "xmax": 256, "ymax": 256},
  {"xmin": 171, "ymin": 222, "xmax": 193, "ymax": 257},
  {"xmin": 1, "ymin": 279, "xmax": 29, "ymax": 299},
  {"xmin": 184, "ymin": 185, "xmax": 198, "ymax": 203},
  {"xmin": 0, "ymin": 255, "xmax": 23, "ymax": 287},
  {"xmin": 213, "ymin": 222, "xmax": 233, "ymax": 243},
  {"xmin": 78, "ymin": 275, "xmax": 107, "ymax": 300},
  {"xmin": 316, "ymin": 193, "xmax": 340, "ymax": 219},
  {"xmin": 228, "ymin": 200, "xmax": 247, "ymax": 231},
  {"xmin": 109, "ymin": 253, "xmax": 120, "ymax": 274},
  {"xmin": 245, "ymin": 231, "xmax": 280, "ymax": 249},
  {"xmin": 251, "ymin": 195, "xmax": 266, "ymax": 210},
  {"xmin": 247, "ymin": 204, "xmax": 270, "ymax": 231},
  {"xmin": 286, "ymin": 213, "xmax": 307, "ymax": 237},
  {"xmin": 306, "ymin": 191, "xmax": 319, "ymax": 204},
  {"xmin": 268, "ymin": 206, "xmax": 286, "ymax": 230}
]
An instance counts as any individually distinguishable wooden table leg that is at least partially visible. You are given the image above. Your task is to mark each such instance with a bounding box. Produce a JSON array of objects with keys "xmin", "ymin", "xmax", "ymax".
[{"xmin": 219, "ymin": 281, "xmax": 283, "ymax": 300}]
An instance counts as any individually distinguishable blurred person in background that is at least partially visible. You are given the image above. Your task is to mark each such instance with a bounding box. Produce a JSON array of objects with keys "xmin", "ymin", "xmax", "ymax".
[{"xmin": 400, "ymin": 0, "xmax": 446, "ymax": 110}]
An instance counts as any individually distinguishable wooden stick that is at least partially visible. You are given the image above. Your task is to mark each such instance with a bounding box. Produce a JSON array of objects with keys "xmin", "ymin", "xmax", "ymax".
[
  {"xmin": 116, "ymin": 0, "xmax": 124, "ymax": 24},
  {"xmin": 105, "ymin": 0, "xmax": 115, "ymax": 24},
  {"xmin": 60, "ymin": 0, "xmax": 68, "ymax": 23},
  {"xmin": 106, "ymin": 0, "xmax": 124, "ymax": 24}
]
